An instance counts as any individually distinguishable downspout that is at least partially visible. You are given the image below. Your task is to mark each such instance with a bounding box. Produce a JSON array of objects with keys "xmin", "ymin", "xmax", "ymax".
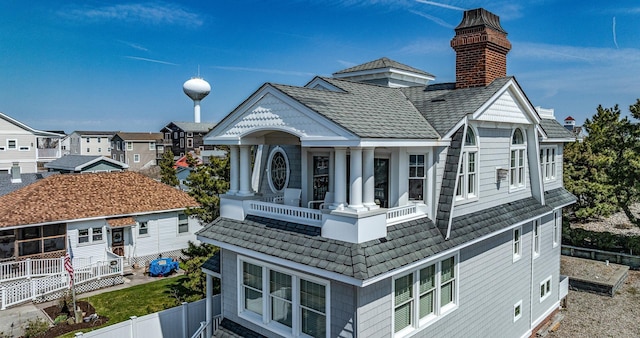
[{"xmin": 529, "ymin": 223, "xmax": 535, "ymax": 333}]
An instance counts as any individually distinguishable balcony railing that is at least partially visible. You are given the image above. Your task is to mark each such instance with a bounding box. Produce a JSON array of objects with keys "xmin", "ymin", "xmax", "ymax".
[
  {"xmin": 240, "ymin": 198, "xmax": 425, "ymax": 228},
  {"xmin": 37, "ymin": 148, "xmax": 60, "ymax": 159}
]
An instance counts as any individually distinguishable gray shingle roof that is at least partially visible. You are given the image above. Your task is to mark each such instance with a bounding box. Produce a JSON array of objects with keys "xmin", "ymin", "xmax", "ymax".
[
  {"xmin": 0, "ymin": 172, "xmax": 58, "ymax": 196},
  {"xmin": 201, "ymin": 251, "xmax": 220, "ymax": 274},
  {"xmin": 400, "ymin": 77, "xmax": 512, "ymax": 136},
  {"xmin": 540, "ymin": 118, "xmax": 576, "ymax": 140},
  {"xmin": 45, "ymin": 155, "xmax": 102, "ymax": 171},
  {"xmin": 197, "ymin": 188, "xmax": 574, "ymax": 281},
  {"xmin": 272, "ymin": 78, "xmax": 440, "ymax": 139},
  {"xmin": 333, "ymin": 57, "xmax": 435, "ymax": 78},
  {"xmin": 545, "ymin": 187, "xmax": 577, "ymax": 208},
  {"xmin": 171, "ymin": 122, "xmax": 216, "ymax": 133}
]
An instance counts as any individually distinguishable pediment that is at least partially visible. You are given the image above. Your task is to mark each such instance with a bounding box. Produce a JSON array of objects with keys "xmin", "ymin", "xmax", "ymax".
[
  {"xmin": 474, "ymin": 89, "xmax": 533, "ymax": 125},
  {"xmin": 206, "ymin": 86, "xmax": 355, "ymax": 144}
]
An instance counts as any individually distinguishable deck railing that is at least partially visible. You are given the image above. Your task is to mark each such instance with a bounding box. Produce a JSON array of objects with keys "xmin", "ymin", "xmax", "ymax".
[
  {"xmin": 0, "ymin": 257, "xmax": 94, "ymax": 283},
  {"xmin": 0, "ymin": 257, "xmax": 123, "ymax": 310}
]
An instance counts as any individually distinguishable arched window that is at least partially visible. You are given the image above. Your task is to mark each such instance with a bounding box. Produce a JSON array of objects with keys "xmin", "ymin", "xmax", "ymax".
[
  {"xmin": 510, "ymin": 128, "xmax": 526, "ymax": 189},
  {"xmin": 456, "ymin": 126, "xmax": 478, "ymax": 200},
  {"xmin": 267, "ymin": 146, "xmax": 290, "ymax": 193}
]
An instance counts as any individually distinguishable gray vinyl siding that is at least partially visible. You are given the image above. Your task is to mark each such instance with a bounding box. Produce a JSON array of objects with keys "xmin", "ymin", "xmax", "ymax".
[
  {"xmin": 356, "ymin": 278, "xmax": 393, "ymax": 337},
  {"xmin": 331, "ymin": 281, "xmax": 357, "ymax": 337},
  {"xmin": 531, "ymin": 213, "xmax": 561, "ymax": 324},
  {"xmin": 408, "ymin": 229, "xmax": 532, "ymax": 338},
  {"xmin": 453, "ymin": 127, "xmax": 532, "ymax": 217}
]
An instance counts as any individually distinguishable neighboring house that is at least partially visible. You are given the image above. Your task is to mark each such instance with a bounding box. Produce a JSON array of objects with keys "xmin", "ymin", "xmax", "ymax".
[
  {"xmin": 0, "ymin": 164, "xmax": 58, "ymax": 196},
  {"xmin": 0, "ymin": 112, "xmax": 63, "ymax": 173},
  {"xmin": 0, "ymin": 171, "xmax": 201, "ymax": 264},
  {"xmin": 67, "ymin": 130, "xmax": 117, "ymax": 157},
  {"xmin": 111, "ymin": 132, "xmax": 164, "ymax": 171},
  {"xmin": 45, "ymin": 155, "xmax": 128, "ymax": 173},
  {"xmin": 563, "ymin": 116, "xmax": 584, "ymax": 141},
  {"xmin": 162, "ymin": 121, "xmax": 216, "ymax": 157},
  {"xmin": 196, "ymin": 8, "xmax": 576, "ymax": 338}
]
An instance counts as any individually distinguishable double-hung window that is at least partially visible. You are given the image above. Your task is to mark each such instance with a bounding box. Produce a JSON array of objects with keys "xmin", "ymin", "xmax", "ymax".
[
  {"xmin": 540, "ymin": 276, "xmax": 552, "ymax": 302},
  {"xmin": 240, "ymin": 258, "xmax": 329, "ymax": 338},
  {"xmin": 139, "ymin": 221, "xmax": 149, "ymax": 236},
  {"xmin": 513, "ymin": 227, "xmax": 522, "ymax": 262},
  {"xmin": 540, "ymin": 147, "xmax": 556, "ymax": 181},
  {"xmin": 178, "ymin": 213, "xmax": 189, "ymax": 233},
  {"xmin": 126, "ymin": 142, "xmax": 133, "ymax": 151},
  {"xmin": 510, "ymin": 128, "xmax": 526, "ymax": 189},
  {"xmin": 553, "ymin": 211, "xmax": 560, "ymax": 247},
  {"xmin": 456, "ymin": 127, "xmax": 478, "ymax": 201},
  {"xmin": 409, "ymin": 154, "xmax": 426, "ymax": 201},
  {"xmin": 393, "ymin": 255, "xmax": 458, "ymax": 335},
  {"xmin": 533, "ymin": 220, "xmax": 541, "ymax": 258},
  {"xmin": 134, "ymin": 154, "xmax": 140, "ymax": 163}
]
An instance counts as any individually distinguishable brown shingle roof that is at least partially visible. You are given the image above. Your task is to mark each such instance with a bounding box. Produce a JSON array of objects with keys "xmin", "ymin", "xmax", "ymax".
[
  {"xmin": 0, "ymin": 172, "xmax": 199, "ymax": 227},
  {"xmin": 107, "ymin": 216, "xmax": 136, "ymax": 228}
]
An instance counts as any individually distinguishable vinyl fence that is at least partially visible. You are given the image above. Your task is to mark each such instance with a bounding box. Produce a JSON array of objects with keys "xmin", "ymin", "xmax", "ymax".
[{"xmin": 74, "ymin": 295, "xmax": 222, "ymax": 338}]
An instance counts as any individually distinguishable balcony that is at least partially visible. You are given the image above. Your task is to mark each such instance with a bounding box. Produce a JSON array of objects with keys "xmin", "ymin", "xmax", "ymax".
[{"xmin": 220, "ymin": 194, "xmax": 428, "ymax": 243}]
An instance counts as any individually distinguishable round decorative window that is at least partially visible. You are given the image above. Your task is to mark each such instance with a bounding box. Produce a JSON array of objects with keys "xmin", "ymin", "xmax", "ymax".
[{"xmin": 267, "ymin": 147, "xmax": 289, "ymax": 193}]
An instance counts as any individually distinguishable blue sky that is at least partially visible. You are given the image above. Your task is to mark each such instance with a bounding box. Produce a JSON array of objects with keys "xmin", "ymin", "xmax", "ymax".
[{"xmin": 1, "ymin": 1, "xmax": 639, "ymax": 133}]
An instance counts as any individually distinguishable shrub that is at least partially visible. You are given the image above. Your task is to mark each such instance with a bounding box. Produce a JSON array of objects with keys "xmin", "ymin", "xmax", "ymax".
[
  {"xmin": 54, "ymin": 314, "xmax": 68, "ymax": 325},
  {"xmin": 23, "ymin": 317, "xmax": 49, "ymax": 338}
]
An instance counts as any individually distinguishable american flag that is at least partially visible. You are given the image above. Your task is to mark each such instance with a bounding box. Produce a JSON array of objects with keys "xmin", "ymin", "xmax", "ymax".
[{"xmin": 64, "ymin": 240, "xmax": 74, "ymax": 288}]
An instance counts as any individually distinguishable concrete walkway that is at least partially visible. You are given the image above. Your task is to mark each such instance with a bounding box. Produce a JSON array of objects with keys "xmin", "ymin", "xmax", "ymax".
[{"xmin": 0, "ymin": 268, "xmax": 182, "ymax": 337}]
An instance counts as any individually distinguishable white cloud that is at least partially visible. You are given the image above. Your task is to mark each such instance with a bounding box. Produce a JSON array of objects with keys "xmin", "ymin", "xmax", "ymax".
[{"xmin": 59, "ymin": 2, "xmax": 203, "ymax": 27}]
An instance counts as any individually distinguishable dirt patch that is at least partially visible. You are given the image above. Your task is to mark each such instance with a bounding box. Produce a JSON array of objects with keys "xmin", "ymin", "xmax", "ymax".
[
  {"xmin": 550, "ymin": 264, "xmax": 640, "ymax": 337},
  {"xmin": 560, "ymin": 256, "xmax": 627, "ymax": 284},
  {"xmin": 40, "ymin": 301, "xmax": 108, "ymax": 338}
]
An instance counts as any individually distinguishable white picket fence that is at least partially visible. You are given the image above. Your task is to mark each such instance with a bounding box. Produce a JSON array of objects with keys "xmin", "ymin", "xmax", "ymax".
[
  {"xmin": 0, "ymin": 256, "xmax": 123, "ymax": 310},
  {"xmin": 74, "ymin": 296, "xmax": 222, "ymax": 338}
]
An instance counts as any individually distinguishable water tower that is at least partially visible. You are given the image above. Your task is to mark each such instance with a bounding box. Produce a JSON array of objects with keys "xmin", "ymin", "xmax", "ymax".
[{"xmin": 183, "ymin": 77, "xmax": 211, "ymax": 123}]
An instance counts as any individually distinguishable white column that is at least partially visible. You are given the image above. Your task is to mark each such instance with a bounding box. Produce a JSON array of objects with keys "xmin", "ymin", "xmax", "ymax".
[
  {"xmin": 238, "ymin": 145, "xmax": 253, "ymax": 196},
  {"xmin": 348, "ymin": 147, "xmax": 365, "ymax": 211},
  {"xmin": 205, "ymin": 273, "xmax": 213, "ymax": 337},
  {"xmin": 328, "ymin": 151, "xmax": 335, "ymax": 193},
  {"xmin": 333, "ymin": 148, "xmax": 347, "ymax": 210},
  {"xmin": 228, "ymin": 146, "xmax": 239, "ymax": 195},
  {"xmin": 363, "ymin": 147, "xmax": 378, "ymax": 210}
]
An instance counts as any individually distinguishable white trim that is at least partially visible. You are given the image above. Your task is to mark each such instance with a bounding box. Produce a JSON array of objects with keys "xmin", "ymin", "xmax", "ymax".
[
  {"xmin": 237, "ymin": 255, "xmax": 331, "ymax": 338},
  {"xmin": 513, "ymin": 226, "xmax": 522, "ymax": 262},
  {"xmin": 539, "ymin": 275, "xmax": 552, "ymax": 302},
  {"xmin": 533, "ymin": 220, "xmax": 541, "ymax": 259},
  {"xmin": 392, "ymin": 253, "xmax": 459, "ymax": 337},
  {"xmin": 539, "ymin": 146, "xmax": 557, "ymax": 182},
  {"xmin": 552, "ymin": 211, "xmax": 560, "ymax": 248},
  {"xmin": 509, "ymin": 127, "xmax": 527, "ymax": 191},
  {"xmin": 513, "ymin": 300, "xmax": 523, "ymax": 322},
  {"xmin": 266, "ymin": 146, "xmax": 290, "ymax": 193}
]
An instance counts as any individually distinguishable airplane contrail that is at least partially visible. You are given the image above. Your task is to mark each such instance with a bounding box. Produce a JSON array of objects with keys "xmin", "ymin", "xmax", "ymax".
[
  {"xmin": 124, "ymin": 56, "xmax": 178, "ymax": 65},
  {"xmin": 415, "ymin": 0, "xmax": 466, "ymax": 11},
  {"xmin": 613, "ymin": 17, "xmax": 619, "ymax": 49}
]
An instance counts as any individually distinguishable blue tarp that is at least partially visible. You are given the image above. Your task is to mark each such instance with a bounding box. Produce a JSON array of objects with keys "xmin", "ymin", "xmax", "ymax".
[{"xmin": 148, "ymin": 258, "xmax": 179, "ymax": 277}]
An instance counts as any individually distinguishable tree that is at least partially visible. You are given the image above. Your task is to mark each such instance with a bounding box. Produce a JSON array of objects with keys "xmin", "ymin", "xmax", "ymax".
[
  {"xmin": 177, "ymin": 241, "xmax": 219, "ymax": 302},
  {"xmin": 185, "ymin": 152, "xmax": 199, "ymax": 168},
  {"xmin": 565, "ymin": 99, "xmax": 640, "ymax": 224},
  {"xmin": 159, "ymin": 149, "xmax": 178, "ymax": 187},
  {"xmin": 184, "ymin": 151, "xmax": 230, "ymax": 224}
]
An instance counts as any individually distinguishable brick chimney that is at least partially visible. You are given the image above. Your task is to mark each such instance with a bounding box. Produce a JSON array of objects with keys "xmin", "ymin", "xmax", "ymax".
[{"xmin": 450, "ymin": 8, "xmax": 511, "ymax": 89}]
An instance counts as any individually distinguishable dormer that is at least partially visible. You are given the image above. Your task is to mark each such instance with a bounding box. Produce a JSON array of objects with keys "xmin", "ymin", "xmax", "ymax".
[{"xmin": 332, "ymin": 57, "xmax": 435, "ymax": 88}]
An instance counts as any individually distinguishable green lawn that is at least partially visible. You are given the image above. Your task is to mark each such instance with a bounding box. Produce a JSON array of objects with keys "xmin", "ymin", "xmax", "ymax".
[{"xmin": 60, "ymin": 275, "xmax": 189, "ymax": 337}]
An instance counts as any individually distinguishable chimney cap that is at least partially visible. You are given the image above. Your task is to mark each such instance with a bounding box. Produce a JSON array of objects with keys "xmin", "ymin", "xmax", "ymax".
[{"xmin": 455, "ymin": 8, "xmax": 507, "ymax": 34}]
